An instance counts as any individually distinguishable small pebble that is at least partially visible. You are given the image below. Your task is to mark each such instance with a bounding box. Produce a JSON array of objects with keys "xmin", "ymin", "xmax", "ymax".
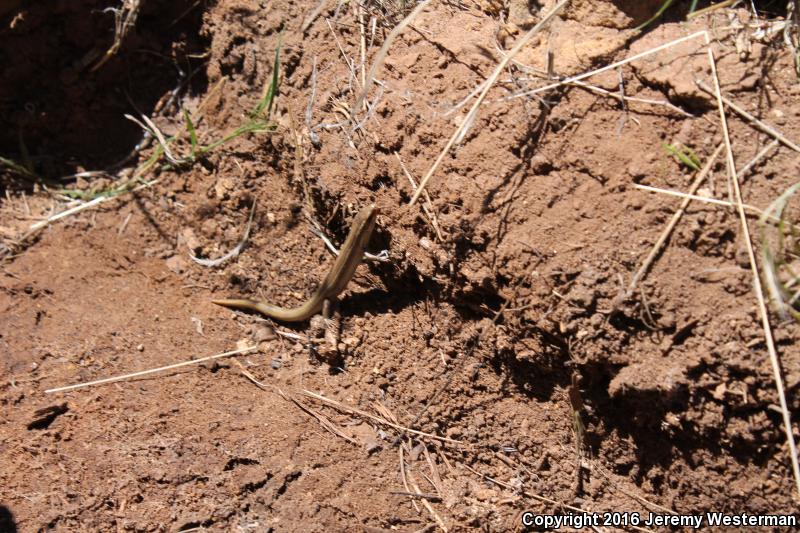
[
  {"xmin": 136, "ymin": 344, "xmax": 144, "ymax": 352},
  {"xmin": 253, "ymin": 325, "xmax": 276, "ymax": 342}
]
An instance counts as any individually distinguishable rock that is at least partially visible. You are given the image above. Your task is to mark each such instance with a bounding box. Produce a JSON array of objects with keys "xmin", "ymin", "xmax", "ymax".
[
  {"xmin": 507, "ymin": 0, "xmax": 534, "ymax": 28},
  {"xmin": 473, "ymin": 487, "xmax": 495, "ymax": 502},
  {"xmin": 214, "ymin": 177, "xmax": 234, "ymax": 199},
  {"xmin": 165, "ymin": 255, "xmax": 188, "ymax": 275},
  {"xmin": 201, "ymin": 218, "xmax": 218, "ymax": 239},
  {"xmin": 181, "ymin": 228, "xmax": 202, "ymax": 253},
  {"xmin": 253, "ymin": 325, "xmax": 276, "ymax": 342}
]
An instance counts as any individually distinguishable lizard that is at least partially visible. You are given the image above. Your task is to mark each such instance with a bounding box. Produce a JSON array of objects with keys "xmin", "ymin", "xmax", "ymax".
[{"xmin": 212, "ymin": 204, "xmax": 378, "ymax": 322}]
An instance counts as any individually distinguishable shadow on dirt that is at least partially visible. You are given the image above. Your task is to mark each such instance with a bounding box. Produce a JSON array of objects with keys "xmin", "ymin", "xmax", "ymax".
[
  {"xmin": 0, "ymin": 0, "xmax": 209, "ymax": 186},
  {"xmin": 0, "ymin": 505, "xmax": 17, "ymax": 533},
  {"xmin": 611, "ymin": 0, "xmax": 788, "ymax": 27},
  {"xmin": 580, "ymin": 359, "xmax": 787, "ymax": 483}
]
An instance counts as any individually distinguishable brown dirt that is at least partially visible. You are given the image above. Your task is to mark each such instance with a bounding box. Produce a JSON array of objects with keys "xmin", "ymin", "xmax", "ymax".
[{"xmin": 2, "ymin": 0, "xmax": 800, "ymax": 531}]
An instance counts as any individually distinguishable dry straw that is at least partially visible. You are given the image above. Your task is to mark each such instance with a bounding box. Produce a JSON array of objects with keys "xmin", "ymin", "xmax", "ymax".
[
  {"xmin": 702, "ymin": 31, "xmax": 800, "ymax": 497},
  {"xmin": 402, "ymin": 13, "xmax": 800, "ymax": 496},
  {"xmin": 45, "ymin": 345, "xmax": 257, "ymax": 393},
  {"xmin": 408, "ymin": 0, "xmax": 571, "ymax": 206}
]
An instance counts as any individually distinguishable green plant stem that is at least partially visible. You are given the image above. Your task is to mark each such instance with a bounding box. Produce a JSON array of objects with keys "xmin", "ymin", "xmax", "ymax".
[{"xmin": 636, "ymin": 0, "xmax": 676, "ymax": 30}]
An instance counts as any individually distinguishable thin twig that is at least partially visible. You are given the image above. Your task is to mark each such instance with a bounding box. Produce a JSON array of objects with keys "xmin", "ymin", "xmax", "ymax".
[
  {"xmin": 633, "ymin": 184, "xmax": 780, "ymax": 221},
  {"xmin": 409, "ymin": 0, "xmax": 570, "ymax": 206},
  {"xmin": 460, "ymin": 462, "xmax": 648, "ymax": 533},
  {"xmin": 696, "ymin": 79, "xmax": 800, "ymax": 153},
  {"xmin": 625, "ymin": 143, "xmax": 725, "ymax": 300},
  {"xmin": 507, "ymin": 31, "xmax": 710, "ymax": 101},
  {"xmin": 358, "ymin": 4, "xmax": 367, "ymax": 106},
  {"xmin": 422, "ymin": 445, "xmax": 443, "ymax": 497},
  {"xmin": 190, "ymin": 200, "xmax": 256, "ymax": 267},
  {"xmin": 703, "ymin": 41, "xmax": 800, "ymax": 496},
  {"xmin": 738, "ymin": 139, "xmax": 779, "ymax": 179},
  {"xmin": 232, "ymin": 359, "xmax": 270, "ymax": 390},
  {"xmin": 302, "ymin": 389, "xmax": 463, "ymax": 445},
  {"xmin": 405, "ymin": 455, "xmax": 448, "ymax": 532},
  {"xmin": 279, "ymin": 388, "xmax": 359, "ymax": 444},
  {"xmin": 326, "ymin": 18, "xmax": 358, "ymax": 90},
  {"xmin": 567, "ymin": 80, "xmax": 694, "ymax": 118},
  {"xmin": 493, "ymin": 41, "xmax": 689, "ymax": 120},
  {"xmin": 301, "ymin": 0, "xmax": 329, "ymax": 32},
  {"xmin": 117, "ymin": 212, "xmax": 133, "ymax": 236},
  {"xmin": 591, "ymin": 460, "xmax": 678, "ymax": 516},
  {"xmin": 400, "ymin": 445, "xmax": 421, "ymax": 513},
  {"xmin": 395, "ymin": 152, "xmax": 444, "ymax": 241},
  {"xmin": 389, "ymin": 491, "xmax": 442, "ymax": 502},
  {"xmin": 351, "ymin": 0, "xmax": 433, "ymax": 117},
  {"xmin": 45, "ymin": 345, "xmax": 258, "ymax": 393}
]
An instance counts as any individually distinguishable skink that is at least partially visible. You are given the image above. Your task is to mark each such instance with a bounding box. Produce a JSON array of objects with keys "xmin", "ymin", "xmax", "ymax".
[{"xmin": 212, "ymin": 204, "xmax": 378, "ymax": 322}]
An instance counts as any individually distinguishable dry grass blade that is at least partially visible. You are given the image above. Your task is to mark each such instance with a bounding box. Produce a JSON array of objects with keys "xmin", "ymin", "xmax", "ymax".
[
  {"xmin": 568, "ymin": 80, "xmax": 694, "ymax": 118},
  {"xmin": 26, "ymin": 178, "xmax": 159, "ymax": 235},
  {"xmin": 124, "ymin": 114, "xmax": 183, "ymax": 165},
  {"xmin": 737, "ymin": 139, "xmax": 780, "ymax": 181},
  {"xmin": 28, "ymin": 196, "xmax": 105, "ymax": 232},
  {"xmin": 687, "ymin": 0, "xmax": 737, "ymax": 19},
  {"xmin": 301, "ymin": 0, "xmax": 329, "ymax": 32},
  {"xmin": 759, "ymin": 183, "xmax": 800, "ymax": 319},
  {"xmin": 400, "ymin": 445, "xmax": 421, "ymax": 513},
  {"xmin": 408, "ymin": 0, "xmax": 570, "ymax": 206},
  {"xmin": 232, "ymin": 359, "xmax": 270, "ymax": 390},
  {"xmin": 44, "ymin": 345, "xmax": 257, "ymax": 393},
  {"xmin": 351, "ymin": 0, "xmax": 433, "ymax": 117},
  {"xmin": 788, "ymin": 0, "xmax": 800, "ymax": 76},
  {"xmin": 591, "ymin": 460, "xmax": 678, "ymax": 515},
  {"xmin": 395, "ymin": 152, "xmax": 444, "ymax": 241},
  {"xmin": 696, "ymin": 79, "xmax": 800, "ymax": 153},
  {"xmin": 92, "ymin": 0, "xmax": 141, "ymax": 71},
  {"xmin": 278, "ymin": 388, "xmax": 359, "ymax": 444},
  {"xmin": 305, "ymin": 212, "xmax": 389, "ymax": 262},
  {"xmin": 301, "ymin": 389, "xmax": 463, "ymax": 445},
  {"xmin": 625, "ymin": 143, "xmax": 725, "ymax": 301},
  {"xmin": 404, "ymin": 452, "xmax": 448, "ymax": 532},
  {"xmin": 190, "ymin": 200, "xmax": 256, "ymax": 267},
  {"xmin": 508, "ymin": 31, "xmax": 710, "ymax": 101},
  {"xmin": 422, "ymin": 445, "xmax": 443, "ymax": 497},
  {"xmin": 703, "ymin": 42, "xmax": 800, "ymax": 496},
  {"xmin": 389, "ymin": 491, "xmax": 441, "ymax": 502},
  {"xmin": 634, "ymin": 184, "xmax": 786, "ymax": 224},
  {"xmin": 459, "ymin": 462, "xmax": 651, "ymax": 533}
]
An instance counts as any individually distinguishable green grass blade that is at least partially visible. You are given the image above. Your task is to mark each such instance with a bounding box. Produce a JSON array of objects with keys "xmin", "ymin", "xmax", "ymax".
[
  {"xmin": 199, "ymin": 121, "xmax": 277, "ymax": 155},
  {"xmin": 683, "ymin": 145, "xmax": 701, "ymax": 169},
  {"xmin": 183, "ymin": 108, "xmax": 199, "ymax": 155},
  {"xmin": 17, "ymin": 131, "xmax": 34, "ymax": 175},
  {"xmin": 636, "ymin": 0, "xmax": 675, "ymax": 30},
  {"xmin": 662, "ymin": 142, "xmax": 702, "ymax": 171},
  {"xmin": 252, "ymin": 37, "xmax": 282, "ymax": 119},
  {"xmin": 0, "ymin": 155, "xmax": 38, "ymax": 179},
  {"xmin": 759, "ymin": 182, "xmax": 800, "ymax": 319}
]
